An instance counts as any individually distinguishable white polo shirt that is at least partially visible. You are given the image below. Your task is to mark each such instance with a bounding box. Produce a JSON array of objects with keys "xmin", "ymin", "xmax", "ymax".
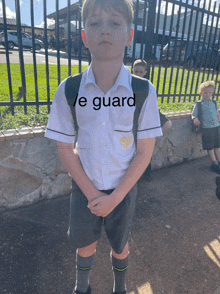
[{"xmin": 45, "ymin": 63, "xmax": 162, "ymax": 190}]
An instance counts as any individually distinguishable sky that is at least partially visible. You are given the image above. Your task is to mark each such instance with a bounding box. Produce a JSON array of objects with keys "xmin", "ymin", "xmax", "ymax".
[
  {"xmin": 0, "ymin": 0, "xmax": 220, "ymax": 28},
  {"xmin": 0, "ymin": 0, "xmax": 78, "ymax": 28}
]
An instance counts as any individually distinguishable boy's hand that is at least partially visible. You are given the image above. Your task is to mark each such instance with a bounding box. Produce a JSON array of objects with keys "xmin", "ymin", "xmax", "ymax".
[
  {"xmin": 88, "ymin": 195, "xmax": 118, "ymax": 217},
  {"xmin": 193, "ymin": 118, "xmax": 201, "ymax": 126}
]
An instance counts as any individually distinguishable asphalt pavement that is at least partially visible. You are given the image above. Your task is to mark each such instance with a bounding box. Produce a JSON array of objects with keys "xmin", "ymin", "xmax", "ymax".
[
  {"xmin": 0, "ymin": 46, "xmax": 90, "ymax": 66},
  {"xmin": 1, "ymin": 156, "xmax": 220, "ymax": 294}
]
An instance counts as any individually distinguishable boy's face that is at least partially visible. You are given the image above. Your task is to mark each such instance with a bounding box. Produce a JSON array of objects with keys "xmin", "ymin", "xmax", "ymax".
[
  {"xmin": 82, "ymin": 6, "xmax": 133, "ymax": 61},
  {"xmin": 132, "ymin": 65, "xmax": 147, "ymax": 78},
  {"xmin": 200, "ymin": 87, "xmax": 215, "ymax": 101}
]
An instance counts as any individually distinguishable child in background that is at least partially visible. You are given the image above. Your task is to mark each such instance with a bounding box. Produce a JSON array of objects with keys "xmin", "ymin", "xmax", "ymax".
[
  {"xmin": 132, "ymin": 59, "xmax": 172, "ymax": 179},
  {"xmin": 192, "ymin": 80, "xmax": 220, "ymax": 174}
]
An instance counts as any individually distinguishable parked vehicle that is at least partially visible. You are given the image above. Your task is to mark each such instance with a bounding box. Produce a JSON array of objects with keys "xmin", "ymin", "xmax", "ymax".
[
  {"xmin": 185, "ymin": 42, "xmax": 220, "ymax": 70},
  {"xmin": 162, "ymin": 39, "xmax": 187, "ymax": 62},
  {"xmin": 162, "ymin": 39, "xmax": 220, "ymax": 69},
  {"xmin": 0, "ymin": 30, "xmax": 43, "ymax": 50}
]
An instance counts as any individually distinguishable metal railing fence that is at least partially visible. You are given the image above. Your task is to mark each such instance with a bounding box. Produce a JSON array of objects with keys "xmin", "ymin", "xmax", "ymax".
[{"xmin": 1, "ymin": 0, "xmax": 220, "ymax": 116}]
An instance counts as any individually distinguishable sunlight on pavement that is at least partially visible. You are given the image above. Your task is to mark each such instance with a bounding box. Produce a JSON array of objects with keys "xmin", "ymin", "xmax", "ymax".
[
  {"xmin": 137, "ymin": 282, "xmax": 153, "ymax": 294},
  {"xmin": 128, "ymin": 282, "xmax": 153, "ymax": 294},
  {"xmin": 204, "ymin": 237, "xmax": 220, "ymax": 267}
]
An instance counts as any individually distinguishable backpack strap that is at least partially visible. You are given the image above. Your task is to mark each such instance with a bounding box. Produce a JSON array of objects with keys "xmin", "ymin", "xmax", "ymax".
[
  {"xmin": 64, "ymin": 73, "xmax": 149, "ymax": 148},
  {"xmin": 65, "ymin": 73, "xmax": 83, "ymax": 147},
  {"xmin": 197, "ymin": 100, "xmax": 202, "ymax": 126},
  {"xmin": 131, "ymin": 74, "xmax": 149, "ymax": 146}
]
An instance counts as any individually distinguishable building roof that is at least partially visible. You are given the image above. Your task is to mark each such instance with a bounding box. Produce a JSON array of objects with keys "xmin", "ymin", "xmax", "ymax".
[
  {"xmin": 0, "ymin": 17, "xmax": 17, "ymax": 25},
  {"xmin": 47, "ymin": 2, "xmax": 81, "ymax": 20}
]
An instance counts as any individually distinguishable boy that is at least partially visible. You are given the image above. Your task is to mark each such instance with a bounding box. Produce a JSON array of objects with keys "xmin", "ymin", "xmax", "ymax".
[
  {"xmin": 132, "ymin": 59, "xmax": 148, "ymax": 78},
  {"xmin": 45, "ymin": 1, "xmax": 162, "ymax": 293},
  {"xmin": 132, "ymin": 59, "xmax": 172, "ymax": 180},
  {"xmin": 192, "ymin": 80, "xmax": 220, "ymax": 174},
  {"xmin": 132, "ymin": 59, "xmax": 172, "ymax": 133}
]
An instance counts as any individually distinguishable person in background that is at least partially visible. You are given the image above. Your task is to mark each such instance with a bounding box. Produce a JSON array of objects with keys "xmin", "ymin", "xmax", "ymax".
[
  {"xmin": 192, "ymin": 80, "xmax": 220, "ymax": 174},
  {"xmin": 132, "ymin": 59, "xmax": 172, "ymax": 180}
]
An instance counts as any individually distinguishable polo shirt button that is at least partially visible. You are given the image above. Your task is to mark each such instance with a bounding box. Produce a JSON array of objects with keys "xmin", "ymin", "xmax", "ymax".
[{"xmin": 102, "ymin": 122, "xmax": 106, "ymax": 126}]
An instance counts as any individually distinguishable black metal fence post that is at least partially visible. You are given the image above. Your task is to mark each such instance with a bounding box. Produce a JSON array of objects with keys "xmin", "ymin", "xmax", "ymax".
[
  {"xmin": 15, "ymin": 0, "xmax": 27, "ymax": 114},
  {"xmin": 67, "ymin": 0, "xmax": 72, "ymax": 76},
  {"xmin": 78, "ymin": 0, "xmax": 82, "ymax": 73},
  {"xmin": 30, "ymin": 0, "xmax": 39, "ymax": 114},
  {"xmin": 56, "ymin": 0, "xmax": 61, "ymax": 85},
  {"xmin": 2, "ymin": 0, "xmax": 14, "ymax": 115},
  {"xmin": 43, "ymin": 0, "xmax": 50, "ymax": 113},
  {"xmin": 144, "ymin": 0, "xmax": 157, "ymax": 79}
]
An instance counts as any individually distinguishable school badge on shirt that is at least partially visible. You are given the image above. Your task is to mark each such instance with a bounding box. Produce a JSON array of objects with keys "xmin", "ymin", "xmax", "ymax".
[{"xmin": 120, "ymin": 136, "xmax": 132, "ymax": 148}]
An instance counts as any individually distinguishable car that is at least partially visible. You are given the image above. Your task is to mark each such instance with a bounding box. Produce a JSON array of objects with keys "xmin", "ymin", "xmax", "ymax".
[
  {"xmin": 162, "ymin": 39, "xmax": 187, "ymax": 62},
  {"xmin": 185, "ymin": 42, "xmax": 220, "ymax": 70},
  {"xmin": 0, "ymin": 30, "xmax": 43, "ymax": 50},
  {"xmin": 162, "ymin": 39, "xmax": 220, "ymax": 69}
]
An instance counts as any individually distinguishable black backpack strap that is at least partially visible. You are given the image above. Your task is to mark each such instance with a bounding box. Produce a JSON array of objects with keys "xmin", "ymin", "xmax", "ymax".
[
  {"xmin": 197, "ymin": 100, "xmax": 202, "ymax": 126},
  {"xmin": 65, "ymin": 73, "xmax": 83, "ymax": 147},
  {"xmin": 131, "ymin": 74, "xmax": 149, "ymax": 147}
]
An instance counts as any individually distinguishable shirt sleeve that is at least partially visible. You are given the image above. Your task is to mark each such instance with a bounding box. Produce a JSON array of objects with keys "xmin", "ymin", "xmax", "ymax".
[
  {"xmin": 137, "ymin": 81, "xmax": 163, "ymax": 139},
  {"xmin": 44, "ymin": 78, "xmax": 76, "ymax": 143},
  {"xmin": 192, "ymin": 103, "xmax": 198, "ymax": 118}
]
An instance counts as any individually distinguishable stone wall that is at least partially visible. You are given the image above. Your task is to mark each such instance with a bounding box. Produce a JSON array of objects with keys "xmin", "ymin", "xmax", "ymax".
[
  {"xmin": 0, "ymin": 112, "xmax": 207, "ymax": 209},
  {"xmin": 151, "ymin": 112, "xmax": 207, "ymax": 168}
]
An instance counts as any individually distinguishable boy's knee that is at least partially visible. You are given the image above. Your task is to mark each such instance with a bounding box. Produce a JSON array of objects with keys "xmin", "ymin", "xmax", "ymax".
[
  {"xmin": 111, "ymin": 242, "xmax": 129, "ymax": 259},
  {"xmin": 77, "ymin": 241, "xmax": 98, "ymax": 257}
]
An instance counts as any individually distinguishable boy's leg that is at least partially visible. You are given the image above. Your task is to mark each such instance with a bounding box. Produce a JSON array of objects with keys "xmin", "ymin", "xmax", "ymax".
[
  {"xmin": 69, "ymin": 180, "xmax": 103, "ymax": 293},
  {"xmin": 104, "ymin": 184, "xmax": 137, "ymax": 293},
  {"xmin": 78, "ymin": 241, "xmax": 97, "ymax": 257},
  {"xmin": 202, "ymin": 128, "xmax": 219, "ymax": 167},
  {"xmin": 75, "ymin": 241, "xmax": 97, "ymax": 293},
  {"xmin": 214, "ymin": 148, "xmax": 220, "ymax": 161},
  {"xmin": 111, "ymin": 242, "xmax": 129, "ymax": 293},
  {"xmin": 207, "ymin": 149, "xmax": 220, "ymax": 174},
  {"xmin": 213, "ymin": 126, "xmax": 220, "ymax": 164},
  {"xmin": 207, "ymin": 149, "xmax": 217, "ymax": 162}
]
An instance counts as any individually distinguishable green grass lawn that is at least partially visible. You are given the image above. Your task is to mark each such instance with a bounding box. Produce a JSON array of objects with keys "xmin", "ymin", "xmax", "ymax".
[{"xmin": 0, "ymin": 63, "xmax": 219, "ymax": 130}]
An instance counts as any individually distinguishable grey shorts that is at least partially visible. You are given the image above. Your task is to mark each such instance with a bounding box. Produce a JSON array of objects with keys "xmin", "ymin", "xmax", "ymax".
[
  {"xmin": 202, "ymin": 126, "xmax": 220, "ymax": 150},
  {"xmin": 67, "ymin": 179, "xmax": 137, "ymax": 254}
]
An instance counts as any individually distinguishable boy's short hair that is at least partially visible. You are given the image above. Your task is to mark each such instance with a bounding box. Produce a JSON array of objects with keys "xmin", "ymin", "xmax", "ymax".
[
  {"xmin": 81, "ymin": 0, "xmax": 134, "ymax": 28},
  {"xmin": 199, "ymin": 80, "xmax": 215, "ymax": 92},
  {"xmin": 133, "ymin": 59, "xmax": 147, "ymax": 70}
]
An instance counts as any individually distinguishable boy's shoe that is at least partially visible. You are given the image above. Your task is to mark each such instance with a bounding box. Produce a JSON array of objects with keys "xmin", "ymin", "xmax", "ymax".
[
  {"xmin": 210, "ymin": 163, "xmax": 220, "ymax": 174},
  {"xmin": 112, "ymin": 291, "xmax": 126, "ymax": 294},
  {"xmin": 216, "ymin": 176, "xmax": 220, "ymax": 200},
  {"xmin": 73, "ymin": 286, "xmax": 91, "ymax": 294}
]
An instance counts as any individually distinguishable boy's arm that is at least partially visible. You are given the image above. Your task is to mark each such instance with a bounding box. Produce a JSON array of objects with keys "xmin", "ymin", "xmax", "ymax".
[
  {"xmin": 192, "ymin": 103, "xmax": 200, "ymax": 125},
  {"xmin": 88, "ymin": 137, "xmax": 155, "ymax": 217},
  {"xmin": 57, "ymin": 141, "xmax": 106, "ymax": 202}
]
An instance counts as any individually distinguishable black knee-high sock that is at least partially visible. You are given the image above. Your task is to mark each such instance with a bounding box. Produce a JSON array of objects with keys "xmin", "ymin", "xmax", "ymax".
[
  {"xmin": 112, "ymin": 255, "xmax": 128, "ymax": 293},
  {"xmin": 75, "ymin": 253, "xmax": 95, "ymax": 292}
]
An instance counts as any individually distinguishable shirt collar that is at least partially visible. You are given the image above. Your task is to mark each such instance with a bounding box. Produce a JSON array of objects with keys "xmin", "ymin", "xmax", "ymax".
[
  {"xmin": 202, "ymin": 99, "xmax": 212, "ymax": 103},
  {"xmin": 82, "ymin": 63, "xmax": 132, "ymax": 92}
]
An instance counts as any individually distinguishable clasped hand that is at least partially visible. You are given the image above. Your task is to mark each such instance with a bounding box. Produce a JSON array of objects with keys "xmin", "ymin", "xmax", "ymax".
[
  {"xmin": 88, "ymin": 194, "xmax": 118, "ymax": 217},
  {"xmin": 193, "ymin": 118, "xmax": 201, "ymax": 126}
]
